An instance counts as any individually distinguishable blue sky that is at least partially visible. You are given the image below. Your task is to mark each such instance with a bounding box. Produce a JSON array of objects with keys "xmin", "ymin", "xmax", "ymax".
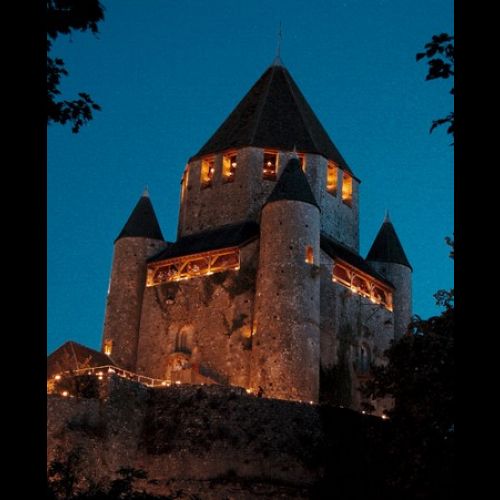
[{"xmin": 48, "ymin": 0, "xmax": 454, "ymax": 354}]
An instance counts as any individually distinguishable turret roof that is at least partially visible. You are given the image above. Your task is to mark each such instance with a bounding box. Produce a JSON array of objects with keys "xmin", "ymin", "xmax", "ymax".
[
  {"xmin": 366, "ymin": 217, "xmax": 412, "ymax": 270},
  {"xmin": 116, "ymin": 192, "xmax": 164, "ymax": 242},
  {"xmin": 148, "ymin": 220, "xmax": 259, "ymax": 263},
  {"xmin": 189, "ymin": 63, "xmax": 357, "ymax": 179},
  {"xmin": 265, "ymin": 157, "xmax": 320, "ymax": 209}
]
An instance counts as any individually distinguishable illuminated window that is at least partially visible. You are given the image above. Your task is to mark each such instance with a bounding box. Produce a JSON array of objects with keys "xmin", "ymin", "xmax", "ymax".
[
  {"xmin": 104, "ymin": 340, "xmax": 113, "ymax": 356},
  {"xmin": 181, "ymin": 166, "xmax": 189, "ymax": 202},
  {"xmin": 326, "ymin": 162, "xmax": 338, "ymax": 195},
  {"xmin": 222, "ymin": 152, "xmax": 237, "ymax": 183},
  {"xmin": 305, "ymin": 245, "xmax": 314, "ymax": 264},
  {"xmin": 332, "ymin": 263, "xmax": 351, "ymax": 285},
  {"xmin": 352, "ymin": 275, "xmax": 370, "ymax": 297},
  {"xmin": 298, "ymin": 153, "xmax": 306, "ymax": 171},
  {"xmin": 147, "ymin": 249, "xmax": 240, "ymax": 286},
  {"xmin": 201, "ymin": 157, "xmax": 215, "ymax": 188},
  {"xmin": 342, "ymin": 172, "xmax": 353, "ymax": 206},
  {"xmin": 263, "ymin": 151, "xmax": 278, "ymax": 180}
]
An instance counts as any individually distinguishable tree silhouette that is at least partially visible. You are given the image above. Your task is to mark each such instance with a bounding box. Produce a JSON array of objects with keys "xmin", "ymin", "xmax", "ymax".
[
  {"xmin": 417, "ymin": 33, "xmax": 454, "ymax": 141},
  {"xmin": 362, "ymin": 238, "xmax": 454, "ymax": 498},
  {"xmin": 47, "ymin": 0, "xmax": 104, "ymax": 133}
]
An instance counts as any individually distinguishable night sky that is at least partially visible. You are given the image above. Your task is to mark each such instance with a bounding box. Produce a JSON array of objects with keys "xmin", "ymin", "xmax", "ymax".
[{"xmin": 48, "ymin": 0, "xmax": 454, "ymax": 354}]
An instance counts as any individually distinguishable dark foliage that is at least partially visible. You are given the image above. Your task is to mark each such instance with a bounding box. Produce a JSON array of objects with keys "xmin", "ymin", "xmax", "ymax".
[
  {"xmin": 47, "ymin": 0, "xmax": 104, "ymax": 133},
  {"xmin": 361, "ymin": 237, "xmax": 454, "ymax": 499},
  {"xmin": 416, "ymin": 33, "xmax": 454, "ymax": 140}
]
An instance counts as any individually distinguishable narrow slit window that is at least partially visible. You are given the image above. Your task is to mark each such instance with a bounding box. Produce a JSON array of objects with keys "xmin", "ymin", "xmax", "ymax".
[
  {"xmin": 305, "ymin": 245, "xmax": 314, "ymax": 264},
  {"xmin": 104, "ymin": 340, "xmax": 113, "ymax": 356},
  {"xmin": 201, "ymin": 157, "xmax": 215, "ymax": 188},
  {"xmin": 298, "ymin": 153, "xmax": 306, "ymax": 171},
  {"xmin": 263, "ymin": 151, "xmax": 278, "ymax": 180},
  {"xmin": 342, "ymin": 172, "xmax": 353, "ymax": 206},
  {"xmin": 326, "ymin": 162, "xmax": 338, "ymax": 195},
  {"xmin": 223, "ymin": 152, "xmax": 237, "ymax": 183}
]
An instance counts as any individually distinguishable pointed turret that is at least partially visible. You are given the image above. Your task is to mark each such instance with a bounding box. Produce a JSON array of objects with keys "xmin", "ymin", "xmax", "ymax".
[
  {"xmin": 116, "ymin": 190, "xmax": 164, "ymax": 242},
  {"xmin": 102, "ymin": 191, "xmax": 168, "ymax": 371},
  {"xmin": 366, "ymin": 212, "xmax": 412, "ymax": 269},
  {"xmin": 265, "ymin": 157, "xmax": 320, "ymax": 209},
  {"xmin": 251, "ymin": 159, "xmax": 321, "ymax": 403},
  {"xmin": 367, "ymin": 214, "xmax": 412, "ymax": 340}
]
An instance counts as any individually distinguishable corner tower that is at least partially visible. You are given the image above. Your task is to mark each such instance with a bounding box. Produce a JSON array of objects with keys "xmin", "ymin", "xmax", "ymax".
[
  {"xmin": 102, "ymin": 190, "xmax": 168, "ymax": 370},
  {"xmin": 366, "ymin": 213, "xmax": 412, "ymax": 339},
  {"xmin": 177, "ymin": 59, "xmax": 360, "ymax": 252},
  {"xmin": 251, "ymin": 158, "xmax": 321, "ymax": 402}
]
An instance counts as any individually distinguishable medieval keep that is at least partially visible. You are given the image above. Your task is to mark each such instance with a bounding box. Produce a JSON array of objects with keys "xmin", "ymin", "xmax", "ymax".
[{"xmin": 49, "ymin": 58, "xmax": 412, "ymax": 411}]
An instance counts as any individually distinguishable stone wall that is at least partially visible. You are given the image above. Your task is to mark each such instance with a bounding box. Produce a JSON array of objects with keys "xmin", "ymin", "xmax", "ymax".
[
  {"xmin": 177, "ymin": 147, "xmax": 359, "ymax": 254},
  {"xmin": 47, "ymin": 377, "xmax": 390, "ymax": 499},
  {"xmin": 136, "ymin": 240, "xmax": 259, "ymax": 387},
  {"xmin": 319, "ymin": 250, "xmax": 394, "ymax": 413}
]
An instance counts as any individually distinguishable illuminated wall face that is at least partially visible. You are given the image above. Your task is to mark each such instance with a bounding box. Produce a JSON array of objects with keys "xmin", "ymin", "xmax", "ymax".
[
  {"xmin": 222, "ymin": 152, "xmax": 237, "ymax": 183},
  {"xmin": 201, "ymin": 156, "xmax": 215, "ymax": 188},
  {"xmin": 342, "ymin": 172, "xmax": 353, "ymax": 206},
  {"xmin": 332, "ymin": 261, "xmax": 393, "ymax": 310},
  {"xmin": 326, "ymin": 162, "xmax": 338, "ymax": 195},
  {"xmin": 146, "ymin": 248, "xmax": 240, "ymax": 286}
]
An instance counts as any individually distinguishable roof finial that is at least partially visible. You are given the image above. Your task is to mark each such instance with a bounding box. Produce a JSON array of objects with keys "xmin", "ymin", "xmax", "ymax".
[
  {"xmin": 384, "ymin": 209, "xmax": 391, "ymax": 223},
  {"xmin": 272, "ymin": 21, "xmax": 283, "ymax": 66},
  {"xmin": 142, "ymin": 185, "xmax": 149, "ymax": 198},
  {"xmin": 291, "ymin": 144, "xmax": 299, "ymax": 159}
]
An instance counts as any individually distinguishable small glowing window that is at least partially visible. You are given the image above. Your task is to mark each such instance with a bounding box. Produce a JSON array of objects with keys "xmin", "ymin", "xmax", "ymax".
[
  {"xmin": 223, "ymin": 152, "xmax": 237, "ymax": 183},
  {"xmin": 263, "ymin": 151, "xmax": 278, "ymax": 180},
  {"xmin": 342, "ymin": 172, "xmax": 353, "ymax": 206},
  {"xmin": 181, "ymin": 165, "xmax": 189, "ymax": 202},
  {"xmin": 305, "ymin": 245, "xmax": 314, "ymax": 264},
  {"xmin": 201, "ymin": 157, "xmax": 215, "ymax": 188},
  {"xmin": 326, "ymin": 162, "xmax": 338, "ymax": 195},
  {"xmin": 298, "ymin": 153, "xmax": 306, "ymax": 171},
  {"xmin": 104, "ymin": 340, "xmax": 113, "ymax": 356}
]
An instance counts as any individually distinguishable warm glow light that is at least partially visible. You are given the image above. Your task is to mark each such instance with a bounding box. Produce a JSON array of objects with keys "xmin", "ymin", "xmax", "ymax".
[
  {"xmin": 98, "ymin": 376, "xmax": 103, "ymax": 380},
  {"xmin": 161, "ymin": 381, "xmax": 167, "ymax": 386},
  {"xmin": 175, "ymin": 381, "xmax": 181, "ymax": 385},
  {"xmin": 381, "ymin": 414, "xmax": 389, "ymax": 420},
  {"xmin": 62, "ymin": 391, "xmax": 68, "ymax": 397},
  {"xmin": 54, "ymin": 374, "xmax": 61, "ymax": 380},
  {"xmin": 246, "ymin": 388, "xmax": 252, "ymax": 394}
]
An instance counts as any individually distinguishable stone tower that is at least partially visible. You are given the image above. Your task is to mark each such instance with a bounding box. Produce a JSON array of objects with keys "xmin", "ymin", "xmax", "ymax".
[
  {"xmin": 102, "ymin": 190, "xmax": 167, "ymax": 370},
  {"xmin": 251, "ymin": 157, "xmax": 321, "ymax": 402},
  {"xmin": 366, "ymin": 213, "xmax": 413, "ymax": 339},
  {"xmin": 47, "ymin": 58, "xmax": 413, "ymax": 414}
]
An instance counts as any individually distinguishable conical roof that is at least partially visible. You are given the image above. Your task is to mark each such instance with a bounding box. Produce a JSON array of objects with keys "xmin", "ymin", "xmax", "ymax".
[
  {"xmin": 190, "ymin": 62, "xmax": 356, "ymax": 178},
  {"xmin": 115, "ymin": 192, "xmax": 164, "ymax": 242},
  {"xmin": 366, "ymin": 215, "xmax": 412, "ymax": 270},
  {"xmin": 265, "ymin": 157, "xmax": 320, "ymax": 209}
]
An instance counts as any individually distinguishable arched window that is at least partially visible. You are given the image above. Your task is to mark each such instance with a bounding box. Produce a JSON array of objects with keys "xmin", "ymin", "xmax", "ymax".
[
  {"xmin": 357, "ymin": 344, "xmax": 371, "ymax": 374},
  {"xmin": 175, "ymin": 331, "xmax": 189, "ymax": 353}
]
